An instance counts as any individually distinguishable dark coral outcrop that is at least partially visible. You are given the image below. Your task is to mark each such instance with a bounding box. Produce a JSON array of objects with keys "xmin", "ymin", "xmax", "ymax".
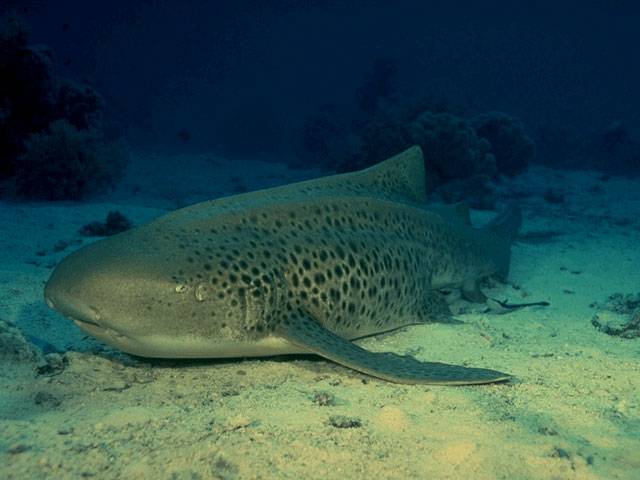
[{"xmin": 0, "ymin": 13, "xmax": 128, "ymax": 199}]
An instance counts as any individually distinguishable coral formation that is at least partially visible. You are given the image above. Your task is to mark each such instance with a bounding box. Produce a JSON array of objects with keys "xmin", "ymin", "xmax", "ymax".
[
  {"xmin": 14, "ymin": 119, "xmax": 128, "ymax": 200},
  {"xmin": 55, "ymin": 78, "xmax": 105, "ymax": 131},
  {"xmin": 345, "ymin": 109, "xmax": 488, "ymax": 182},
  {"xmin": 288, "ymin": 59, "xmax": 534, "ymax": 203},
  {"xmin": 471, "ymin": 111, "xmax": 535, "ymax": 177},
  {"xmin": 409, "ymin": 111, "xmax": 496, "ymax": 188},
  {"xmin": 0, "ymin": 13, "xmax": 128, "ymax": 198},
  {"xmin": 333, "ymin": 101, "xmax": 535, "ymax": 206},
  {"xmin": 79, "ymin": 210, "xmax": 133, "ymax": 237}
]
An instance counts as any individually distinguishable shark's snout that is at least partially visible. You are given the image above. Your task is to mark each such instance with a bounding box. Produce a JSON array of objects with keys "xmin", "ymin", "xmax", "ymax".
[
  {"xmin": 43, "ymin": 237, "xmax": 144, "ymax": 343},
  {"xmin": 44, "ymin": 284, "xmax": 100, "ymax": 325},
  {"xmin": 45, "ymin": 247, "xmax": 99, "ymax": 320},
  {"xmin": 43, "ymin": 234, "xmax": 188, "ymax": 356},
  {"xmin": 44, "ymin": 262, "xmax": 124, "ymax": 340}
]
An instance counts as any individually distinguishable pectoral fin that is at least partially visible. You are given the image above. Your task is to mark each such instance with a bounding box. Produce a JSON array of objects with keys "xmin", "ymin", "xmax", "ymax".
[{"xmin": 280, "ymin": 310, "xmax": 511, "ymax": 385}]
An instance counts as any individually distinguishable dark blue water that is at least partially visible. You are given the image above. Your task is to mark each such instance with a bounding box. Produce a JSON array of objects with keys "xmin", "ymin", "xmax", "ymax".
[{"xmin": 1, "ymin": 0, "xmax": 639, "ymax": 202}]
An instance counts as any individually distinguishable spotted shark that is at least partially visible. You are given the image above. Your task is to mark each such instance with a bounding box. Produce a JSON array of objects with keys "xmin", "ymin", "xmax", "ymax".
[{"xmin": 44, "ymin": 146, "xmax": 521, "ymax": 385}]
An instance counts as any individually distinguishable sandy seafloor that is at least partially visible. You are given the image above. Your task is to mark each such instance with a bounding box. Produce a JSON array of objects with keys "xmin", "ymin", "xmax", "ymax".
[{"xmin": 1, "ymin": 152, "xmax": 639, "ymax": 480}]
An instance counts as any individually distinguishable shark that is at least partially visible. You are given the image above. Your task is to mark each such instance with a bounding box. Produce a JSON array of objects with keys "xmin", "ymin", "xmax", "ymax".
[{"xmin": 44, "ymin": 146, "xmax": 521, "ymax": 385}]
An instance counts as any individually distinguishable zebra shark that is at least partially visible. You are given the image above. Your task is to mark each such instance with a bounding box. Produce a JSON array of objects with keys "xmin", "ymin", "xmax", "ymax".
[{"xmin": 44, "ymin": 146, "xmax": 521, "ymax": 384}]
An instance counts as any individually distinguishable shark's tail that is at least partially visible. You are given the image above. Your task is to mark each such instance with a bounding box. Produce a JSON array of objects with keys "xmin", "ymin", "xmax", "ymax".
[{"xmin": 486, "ymin": 203, "xmax": 522, "ymax": 278}]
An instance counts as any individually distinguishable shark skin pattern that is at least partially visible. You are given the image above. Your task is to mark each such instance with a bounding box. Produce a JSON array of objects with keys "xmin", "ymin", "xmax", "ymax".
[{"xmin": 44, "ymin": 146, "xmax": 521, "ymax": 385}]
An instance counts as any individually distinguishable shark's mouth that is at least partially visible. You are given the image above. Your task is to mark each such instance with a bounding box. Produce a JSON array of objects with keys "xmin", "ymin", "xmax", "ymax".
[
  {"xmin": 70, "ymin": 316, "xmax": 126, "ymax": 339},
  {"xmin": 44, "ymin": 294, "xmax": 126, "ymax": 340}
]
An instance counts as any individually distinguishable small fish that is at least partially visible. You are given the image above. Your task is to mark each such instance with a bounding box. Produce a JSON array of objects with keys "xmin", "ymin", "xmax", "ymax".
[{"xmin": 485, "ymin": 298, "xmax": 550, "ymax": 315}]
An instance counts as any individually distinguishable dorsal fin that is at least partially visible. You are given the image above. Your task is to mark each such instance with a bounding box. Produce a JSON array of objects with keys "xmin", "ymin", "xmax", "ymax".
[
  {"xmin": 152, "ymin": 147, "xmax": 428, "ymax": 225},
  {"xmin": 349, "ymin": 146, "xmax": 428, "ymax": 204}
]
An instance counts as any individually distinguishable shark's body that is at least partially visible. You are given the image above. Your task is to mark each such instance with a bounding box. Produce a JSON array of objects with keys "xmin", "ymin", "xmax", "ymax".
[{"xmin": 44, "ymin": 146, "xmax": 521, "ymax": 384}]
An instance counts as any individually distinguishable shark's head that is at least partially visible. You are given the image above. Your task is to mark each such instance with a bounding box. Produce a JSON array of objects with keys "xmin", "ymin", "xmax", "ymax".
[
  {"xmin": 44, "ymin": 227, "xmax": 289, "ymax": 358},
  {"xmin": 44, "ymin": 233, "xmax": 182, "ymax": 356}
]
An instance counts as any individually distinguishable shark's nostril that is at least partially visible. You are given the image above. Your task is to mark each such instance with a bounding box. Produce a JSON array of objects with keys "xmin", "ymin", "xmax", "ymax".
[{"xmin": 90, "ymin": 307, "xmax": 101, "ymax": 323}]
